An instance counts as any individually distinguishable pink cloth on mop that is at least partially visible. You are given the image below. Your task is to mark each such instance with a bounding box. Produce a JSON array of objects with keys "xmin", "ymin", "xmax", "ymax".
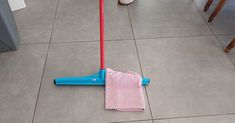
[{"xmin": 105, "ymin": 68, "xmax": 145, "ymax": 111}]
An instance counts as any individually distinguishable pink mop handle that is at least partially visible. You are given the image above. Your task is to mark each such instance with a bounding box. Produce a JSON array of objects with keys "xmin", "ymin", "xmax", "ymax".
[{"xmin": 100, "ymin": 0, "xmax": 105, "ymax": 70}]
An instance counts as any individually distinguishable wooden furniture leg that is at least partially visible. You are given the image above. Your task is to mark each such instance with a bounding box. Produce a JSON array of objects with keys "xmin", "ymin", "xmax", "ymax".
[
  {"xmin": 225, "ymin": 38, "xmax": 235, "ymax": 53},
  {"xmin": 204, "ymin": 0, "xmax": 214, "ymax": 12},
  {"xmin": 208, "ymin": 0, "xmax": 227, "ymax": 22}
]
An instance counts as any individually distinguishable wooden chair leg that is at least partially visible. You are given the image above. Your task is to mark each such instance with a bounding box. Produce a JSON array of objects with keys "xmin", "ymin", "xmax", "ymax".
[
  {"xmin": 208, "ymin": 0, "xmax": 227, "ymax": 22},
  {"xmin": 225, "ymin": 38, "xmax": 235, "ymax": 53},
  {"xmin": 204, "ymin": 0, "xmax": 214, "ymax": 12}
]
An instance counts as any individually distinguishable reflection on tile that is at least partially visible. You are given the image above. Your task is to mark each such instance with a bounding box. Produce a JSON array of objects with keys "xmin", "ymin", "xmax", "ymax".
[
  {"xmin": 129, "ymin": 0, "xmax": 211, "ymax": 39},
  {"xmin": 0, "ymin": 44, "xmax": 48, "ymax": 123},
  {"xmin": 137, "ymin": 36, "xmax": 235, "ymax": 118},
  {"xmin": 52, "ymin": 0, "xmax": 133, "ymax": 42}
]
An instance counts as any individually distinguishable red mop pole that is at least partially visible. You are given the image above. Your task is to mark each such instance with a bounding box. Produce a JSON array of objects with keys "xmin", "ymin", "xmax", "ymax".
[{"xmin": 100, "ymin": 0, "xmax": 105, "ymax": 70}]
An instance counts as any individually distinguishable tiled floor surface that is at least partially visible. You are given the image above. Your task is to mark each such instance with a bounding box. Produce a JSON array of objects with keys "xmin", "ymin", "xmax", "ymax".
[{"xmin": 0, "ymin": 0, "xmax": 235, "ymax": 122}]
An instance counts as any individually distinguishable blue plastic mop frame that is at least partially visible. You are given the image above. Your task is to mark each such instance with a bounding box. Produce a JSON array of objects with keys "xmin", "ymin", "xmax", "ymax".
[
  {"xmin": 55, "ymin": 70, "xmax": 150, "ymax": 86},
  {"xmin": 54, "ymin": 0, "xmax": 150, "ymax": 86}
]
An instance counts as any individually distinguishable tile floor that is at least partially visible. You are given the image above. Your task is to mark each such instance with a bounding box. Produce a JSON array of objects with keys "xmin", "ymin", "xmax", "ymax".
[{"xmin": 0, "ymin": 0, "xmax": 235, "ymax": 123}]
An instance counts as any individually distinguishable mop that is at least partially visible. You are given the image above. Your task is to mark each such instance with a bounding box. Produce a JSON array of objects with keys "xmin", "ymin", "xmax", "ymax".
[
  {"xmin": 54, "ymin": 0, "xmax": 150, "ymax": 110},
  {"xmin": 54, "ymin": 0, "xmax": 150, "ymax": 86}
]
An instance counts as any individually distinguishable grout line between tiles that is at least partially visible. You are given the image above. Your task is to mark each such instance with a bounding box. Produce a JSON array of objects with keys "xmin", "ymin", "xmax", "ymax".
[
  {"xmin": 135, "ymin": 34, "xmax": 214, "ymax": 40},
  {"xmin": 31, "ymin": 0, "xmax": 60, "ymax": 123},
  {"xmin": 127, "ymin": 5, "xmax": 154, "ymax": 123},
  {"xmin": 153, "ymin": 112, "xmax": 235, "ymax": 121},
  {"xmin": 214, "ymin": 33, "xmax": 235, "ymax": 36},
  {"xmin": 135, "ymin": 35, "xmax": 213, "ymax": 40},
  {"xmin": 20, "ymin": 42, "xmax": 50, "ymax": 45},
  {"xmin": 192, "ymin": 0, "xmax": 235, "ymax": 67},
  {"xmin": 109, "ymin": 119, "xmax": 153, "ymax": 123},
  {"xmin": 226, "ymin": 52, "xmax": 235, "ymax": 66},
  {"xmin": 20, "ymin": 38, "xmax": 136, "ymax": 45},
  {"xmin": 51, "ymin": 38, "xmax": 133, "ymax": 43},
  {"xmin": 20, "ymin": 34, "xmax": 235, "ymax": 46}
]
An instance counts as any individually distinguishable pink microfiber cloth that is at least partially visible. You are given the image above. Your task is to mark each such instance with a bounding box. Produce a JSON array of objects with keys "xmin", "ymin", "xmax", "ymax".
[{"xmin": 105, "ymin": 68, "xmax": 145, "ymax": 111}]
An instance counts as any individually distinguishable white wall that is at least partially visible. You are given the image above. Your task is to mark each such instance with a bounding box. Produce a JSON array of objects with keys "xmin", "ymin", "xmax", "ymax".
[{"xmin": 8, "ymin": 0, "xmax": 26, "ymax": 11}]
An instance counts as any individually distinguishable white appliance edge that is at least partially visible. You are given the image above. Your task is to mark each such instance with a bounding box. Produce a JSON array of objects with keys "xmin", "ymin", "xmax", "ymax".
[{"xmin": 8, "ymin": 0, "xmax": 26, "ymax": 11}]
